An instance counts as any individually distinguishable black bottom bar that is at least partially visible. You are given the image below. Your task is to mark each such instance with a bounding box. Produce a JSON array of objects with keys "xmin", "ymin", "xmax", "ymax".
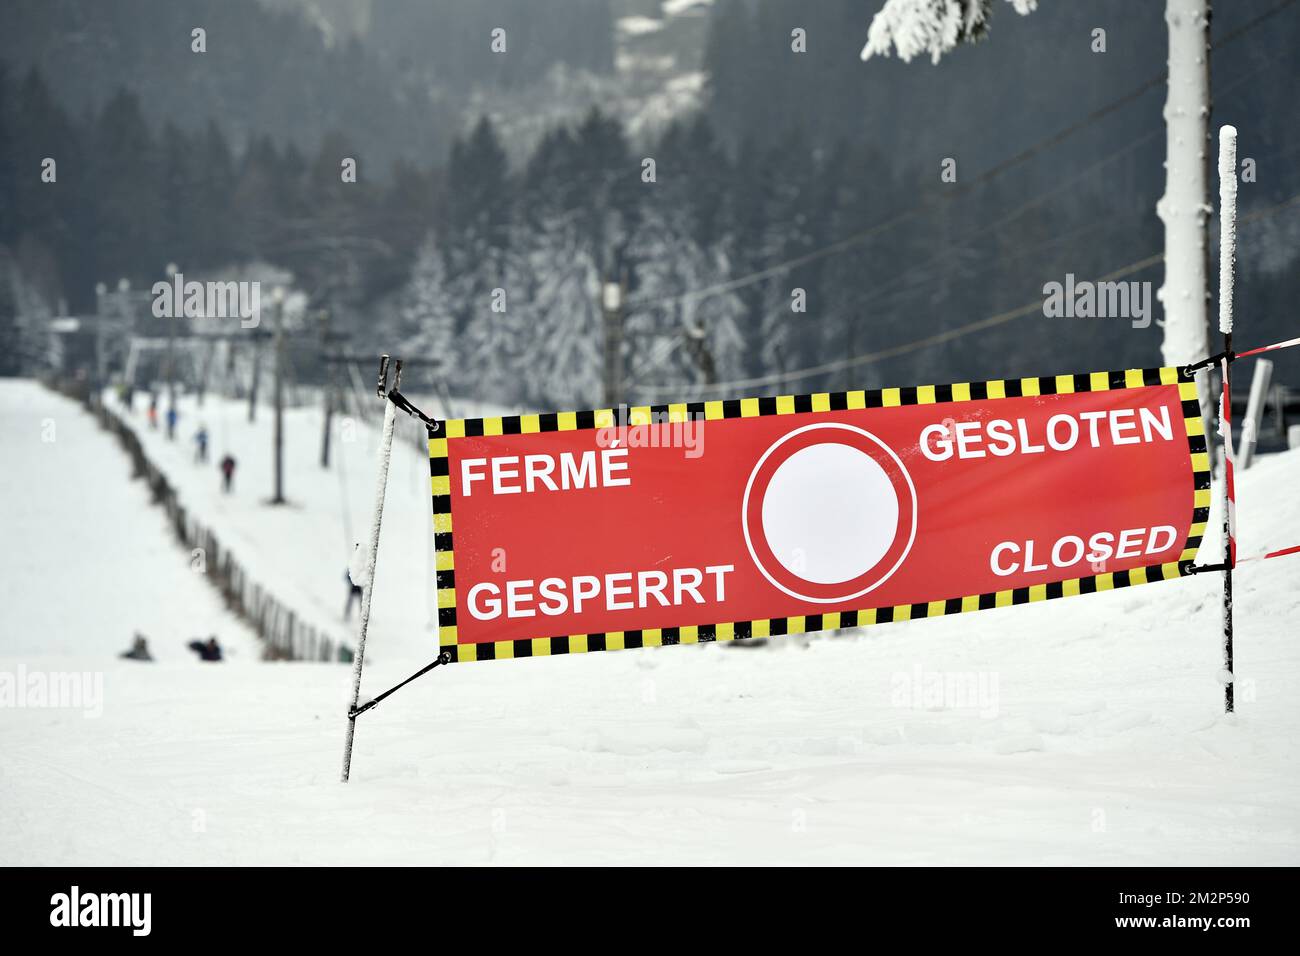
[{"xmin": 0, "ymin": 866, "xmax": 1285, "ymax": 942}]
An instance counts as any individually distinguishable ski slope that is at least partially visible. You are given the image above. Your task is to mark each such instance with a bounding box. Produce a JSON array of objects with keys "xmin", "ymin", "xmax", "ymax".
[
  {"xmin": 93, "ymin": 384, "xmax": 452, "ymax": 664},
  {"xmin": 1, "ymin": 378, "xmax": 1298, "ymax": 865},
  {"xmin": 0, "ymin": 381, "xmax": 260, "ymax": 663}
]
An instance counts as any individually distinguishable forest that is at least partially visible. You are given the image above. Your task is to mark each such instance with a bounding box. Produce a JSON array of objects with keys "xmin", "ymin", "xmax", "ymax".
[{"xmin": 2, "ymin": 0, "xmax": 1297, "ymax": 407}]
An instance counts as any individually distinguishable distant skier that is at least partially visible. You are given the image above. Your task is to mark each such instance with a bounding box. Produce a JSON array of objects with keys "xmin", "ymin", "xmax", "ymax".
[
  {"xmin": 219, "ymin": 454, "xmax": 236, "ymax": 493},
  {"xmin": 165, "ymin": 405, "xmax": 178, "ymax": 440},
  {"xmin": 187, "ymin": 636, "xmax": 223, "ymax": 662},
  {"xmin": 147, "ymin": 395, "xmax": 159, "ymax": 429},
  {"xmin": 120, "ymin": 633, "xmax": 153, "ymax": 662},
  {"xmin": 194, "ymin": 425, "xmax": 209, "ymax": 463}
]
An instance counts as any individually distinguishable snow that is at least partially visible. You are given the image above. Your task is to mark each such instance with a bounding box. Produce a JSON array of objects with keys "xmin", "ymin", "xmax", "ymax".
[
  {"xmin": 618, "ymin": 16, "xmax": 664, "ymax": 37},
  {"xmin": 93, "ymin": 382, "xmax": 466, "ymax": 666},
  {"xmin": 662, "ymin": 0, "xmax": 713, "ymax": 16},
  {"xmin": 346, "ymin": 542, "xmax": 369, "ymax": 590},
  {"xmin": 1218, "ymin": 125, "xmax": 1238, "ymax": 336},
  {"xmin": 0, "ymin": 380, "xmax": 260, "ymax": 664},
  {"xmin": 862, "ymin": 0, "xmax": 1038, "ymax": 65},
  {"xmin": 2, "ymin": 378, "xmax": 1299, "ymax": 864}
]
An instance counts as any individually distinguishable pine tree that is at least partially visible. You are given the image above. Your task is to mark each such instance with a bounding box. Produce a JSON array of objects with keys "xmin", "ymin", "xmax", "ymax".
[
  {"xmin": 0, "ymin": 66, "xmax": 14, "ymax": 250},
  {"xmin": 0, "ymin": 259, "xmax": 20, "ymax": 376},
  {"xmin": 91, "ymin": 89, "xmax": 165, "ymax": 287},
  {"xmin": 159, "ymin": 122, "xmax": 200, "ymax": 270},
  {"xmin": 13, "ymin": 69, "xmax": 84, "ymax": 309},
  {"xmin": 516, "ymin": 224, "xmax": 603, "ymax": 409},
  {"xmin": 447, "ymin": 117, "xmax": 511, "ymax": 252},
  {"xmin": 703, "ymin": 0, "xmax": 760, "ymax": 145},
  {"xmin": 397, "ymin": 235, "xmax": 457, "ymax": 373},
  {"xmin": 195, "ymin": 121, "xmax": 238, "ymax": 269},
  {"xmin": 623, "ymin": 132, "xmax": 747, "ymax": 399}
]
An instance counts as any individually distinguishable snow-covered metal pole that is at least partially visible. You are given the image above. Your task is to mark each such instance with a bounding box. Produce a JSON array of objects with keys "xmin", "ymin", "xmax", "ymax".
[
  {"xmin": 341, "ymin": 356, "xmax": 399, "ymax": 782},
  {"xmin": 1237, "ymin": 358, "xmax": 1272, "ymax": 470},
  {"xmin": 1159, "ymin": 0, "xmax": 1214, "ymax": 431},
  {"xmin": 1219, "ymin": 127, "xmax": 1237, "ymax": 342},
  {"xmin": 1217, "ymin": 125, "xmax": 1237, "ymax": 715}
]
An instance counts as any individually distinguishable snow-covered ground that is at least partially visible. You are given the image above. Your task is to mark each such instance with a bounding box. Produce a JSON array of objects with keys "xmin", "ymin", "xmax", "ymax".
[
  {"xmin": 94, "ymin": 384, "xmax": 508, "ymax": 665},
  {"xmin": 1, "ymin": 377, "xmax": 1298, "ymax": 865},
  {"xmin": 0, "ymin": 381, "xmax": 260, "ymax": 663}
]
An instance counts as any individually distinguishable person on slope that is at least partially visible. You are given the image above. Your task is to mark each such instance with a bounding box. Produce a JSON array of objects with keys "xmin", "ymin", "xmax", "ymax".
[
  {"xmin": 120, "ymin": 633, "xmax": 153, "ymax": 662},
  {"xmin": 219, "ymin": 454, "xmax": 236, "ymax": 493},
  {"xmin": 187, "ymin": 636, "xmax": 223, "ymax": 662}
]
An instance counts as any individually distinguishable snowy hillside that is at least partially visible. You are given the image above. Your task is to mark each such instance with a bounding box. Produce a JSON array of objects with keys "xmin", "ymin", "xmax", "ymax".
[
  {"xmin": 0, "ymin": 381, "xmax": 261, "ymax": 663},
  {"xmin": 89, "ymin": 385, "xmax": 514, "ymax": 666},
  {"xmin": 1, "ymin": 377, "xmax": 1297, "ymax": 865}
]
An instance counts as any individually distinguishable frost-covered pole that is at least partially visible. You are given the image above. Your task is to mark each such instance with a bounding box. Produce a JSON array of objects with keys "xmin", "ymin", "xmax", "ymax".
[
  {"xmin": 1237, "ymin": 358, "xmax": 1273, "ymax": 470},
  {"xmin": 1158, "ymin": 0, "xmax": 1213, "ymax": 419},
  {"xmin": 341, "ymin": 356, "xmax": 400, "ymax": 782},
  {"xmin": 1217, "ymin": 125, "xmax": 1237, "ymax": 715}
]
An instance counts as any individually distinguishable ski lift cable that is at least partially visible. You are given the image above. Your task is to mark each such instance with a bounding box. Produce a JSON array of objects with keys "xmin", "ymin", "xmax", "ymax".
[
  {"xmin": 628, "ymin": 120, "xmax": 1170, "ymax": 382},
  {"xmin": 627, "ymin": 195, "xmax": 1148, "ymax": 384},
  {"xmin": 641, "ymin": 188, "xmax": 1295, "ymax": 400},
  {"xmin": 626, "ymin": 128, "xmax": 1167, "ymax": 383},
  {"xmin": 626, "ymin": 45, "xmax": 1296, "ymax": 388},
  {"xmin": 632, "ymin": 191, "xmax": 1300, "ymax": 398},
  {"xmin": 623, "ymin": 0, "xmax": 1297, "ymax": 315},
  {"xmin": 633, "ymin": 258, "xmax": 1158, "ymax": 398},
  {"xmin": 643, "ymin": 196, "xmax": 1294, "ymax": 400},
  {"xmin": 634, "ymin": 113, "xmax": 1284, "ymax": 392}
]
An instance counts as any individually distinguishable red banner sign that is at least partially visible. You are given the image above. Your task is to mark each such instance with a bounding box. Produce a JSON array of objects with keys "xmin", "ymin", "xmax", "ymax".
[{"xmin": 428, "ymin": 366, "xmax": 1209, "ymax": 662}]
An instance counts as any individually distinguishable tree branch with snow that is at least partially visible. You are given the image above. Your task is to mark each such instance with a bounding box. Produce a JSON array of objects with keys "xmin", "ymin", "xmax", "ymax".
[{"xmin": 861, "ymin": 0, "xmax": 1038, "ymax": 64}]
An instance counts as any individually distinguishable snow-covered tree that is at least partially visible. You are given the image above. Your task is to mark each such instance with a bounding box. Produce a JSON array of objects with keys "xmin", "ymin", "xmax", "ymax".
[
  {"xmin": 681, "ymin": 246, "xmax": 748, "ymax": 388},
  {"xmin": 623, "ymin": 205, "xmax": 698, "ymax": 390},
  {"xmin": 624, "ymin": 195, "xmax": 746, "ymax": 395},
  {"xmin": 395, "ymin": 235, "xmax": 457, "ymax": 374},
  {"xmin": 861, "ymin": 0, "xmax": 1213, "ymax": 376},
  {"xmin": 861, "ymin": 0, "xmax": 1037, "ymax": 65},
  {"xmin": 517, "ymin": 224, "xmax": 604, "ymax": 409},
  {"xmin": 451, "ymin": 238, "xmax": 529, "ymax": 406}
]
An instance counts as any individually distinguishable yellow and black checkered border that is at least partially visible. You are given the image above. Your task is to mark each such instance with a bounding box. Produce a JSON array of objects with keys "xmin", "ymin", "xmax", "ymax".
[{"xmin": 428, "ymin": 364, "xmax": 1210, "ymax": 664}]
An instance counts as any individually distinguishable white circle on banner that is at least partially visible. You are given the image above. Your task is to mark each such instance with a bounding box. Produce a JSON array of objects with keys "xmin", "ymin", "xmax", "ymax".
[
  {"xmin": 760, "ymin": 442, "xmax": 899, "ymax": 584},
  {"xmin": 742, "ymin": 423, "xmax": 917, "ymax": 604}
]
